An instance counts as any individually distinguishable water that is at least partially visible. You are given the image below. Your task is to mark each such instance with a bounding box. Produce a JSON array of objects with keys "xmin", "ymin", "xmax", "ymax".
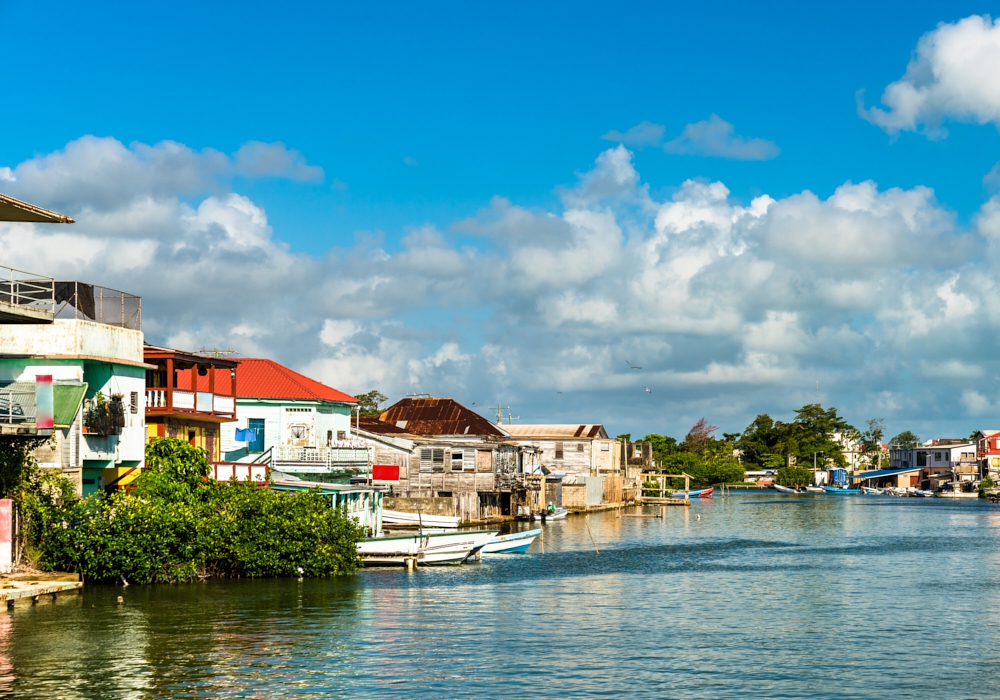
[{"xmin": 7, "ymin": 492, "xmax": 1000, "ymax": 698}]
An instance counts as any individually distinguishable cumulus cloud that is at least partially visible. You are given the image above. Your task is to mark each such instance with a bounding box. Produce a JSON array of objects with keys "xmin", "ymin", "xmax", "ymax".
[
  {"xmin": 0, "ymin": 137, "xmax": 994, "ymax": 437},
  {"xmin": 601, "ymin": 121, "xmax": 665, "ymax": 147},
  {"xmin": 663, "ymin": 115, "xmax": 780, "ymax": 160},
  {"xmin": 860, "ymin": 14, "xmax": 1000, "ymax": 136}
]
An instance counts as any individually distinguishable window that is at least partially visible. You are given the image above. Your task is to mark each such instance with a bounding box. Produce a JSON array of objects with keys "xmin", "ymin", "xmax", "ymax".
[
  {"xmin": 577, "ymin": 443, "xmax": 584, "ymax": 453},
  {"xmin": 326, "ymin": 430, "xmax": 333, "ymax": 447},
  {"xmin": 935, "ymin": 452, "xmax": 942, "ymax": 461},
  {"xmin": 285, "ymin": 407, "xmax": 310, "ymax": 413},
  {"xmin": 554, "ymin": 442, "xmax": 564, "ymax": 460},
  {"xmin": 451, "ymin": 449, "xmax": 464, "ymax": 471},
  {"xmin": 420, "ymin": 448, "xmax": 445, "ymax": 472},
  {"xmin": 600, "ymin": 443, "xmax": 610, "ymax": 452},
  {"xmin": 130, "ymin": 391, "xmax": 138, "ymax": 414},
  {"xmin": 917, "ymin": 451, "xmax": 927, "ymax": 467},
  {"xmin": 337, "ymin": 431, "xmax": 346, "ymax": 440}
]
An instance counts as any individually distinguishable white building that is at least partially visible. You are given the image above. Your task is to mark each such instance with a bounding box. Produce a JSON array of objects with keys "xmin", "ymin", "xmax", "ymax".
[
  {"xmin": 889, "ymin": 440, "xmax": 979, "ymax": 484},
  {"xmin": 218, "ymin": 358, "xmax": 362, "ymax": 480},
  {"xmin": 0, "ymin": 276, "xmax": 146, "ymax": 496}
]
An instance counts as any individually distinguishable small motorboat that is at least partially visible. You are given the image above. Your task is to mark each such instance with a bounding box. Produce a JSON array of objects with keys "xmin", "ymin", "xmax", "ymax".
[
  {"xmin": 672, "ymin": 487, "xmax": 715, "ymax": 499},
  {"xmin": 804, "ymin": 486, "xmax": 825, "ymax": 493},
  {"xmin": 911, "ymin": 489, "xmax": 934, "ymax": 498},
  {"xmin": 480, "ymin": 528, "xmax": 542, "ymax": 554},
  {"xmin": 861, "ymin": 486, "xmax": 884, "ymax": 495},
  {"xmin": 774, "ymin": 484, "xmax": 804, "ymax": 494},
  {"xmin": 532, "ymin": 507, "xmax": 569, "ymax": 521},
  {"xmin": 357, "ymin": 530, "xmax": 498, "ymax": 566},
  {"xmin": 382, "ymin": 509, "xmax": 461, "ymax": 528},
  {"xmin": 822, "ymin": 486, "xmax": 862, "ymax": 494}
]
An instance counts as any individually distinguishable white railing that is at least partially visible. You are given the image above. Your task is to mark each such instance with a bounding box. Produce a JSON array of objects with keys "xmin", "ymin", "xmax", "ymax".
[
  {"xmin": 0, "ymin": 265, "xmax": 54, "ymax": 313},
  {"xmin": 212, "ymin": 462, "xmax": 268, "ymax": 482},
  {"xmin": 272, "ymin": 445, "xmax": 371, "ymax": 472},
  {"xmin": 146, "ymin": 389, "xmax": 167, "ymax": 408},
  {"xmin": 173, "ymin": 390, "xmax": 195, "ymax": 410},
  {"xmin": 213, "ymin": 395, "xmax": 235, "ymax": 414}
]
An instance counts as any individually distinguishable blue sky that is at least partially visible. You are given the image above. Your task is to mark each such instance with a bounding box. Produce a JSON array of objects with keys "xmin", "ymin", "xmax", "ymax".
[{"xmin": 3, "ymin": 1, "xmax": 1000, "ymax": 440}]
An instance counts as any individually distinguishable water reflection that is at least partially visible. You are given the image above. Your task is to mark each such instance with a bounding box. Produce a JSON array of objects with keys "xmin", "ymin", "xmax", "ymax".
[{"xmin": 8, "ymin": 493, "xmax": 1000, "ymax": 698}]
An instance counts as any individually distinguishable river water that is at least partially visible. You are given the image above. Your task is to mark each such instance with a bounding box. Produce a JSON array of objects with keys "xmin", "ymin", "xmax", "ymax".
[{"xmin": 6, "ymin": 492, "xmax": 1000, "ymax": 698}]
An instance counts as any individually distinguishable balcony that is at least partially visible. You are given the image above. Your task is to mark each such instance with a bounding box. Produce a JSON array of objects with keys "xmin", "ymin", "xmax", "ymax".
[
  {"xmin": 0, "ymin": 265, "xmax": 55, "ymax": 324},
  {"xmin": 144, "ymin": 344, "xmax": 238, "ymax": 423},
  {"xmin": 83, "ymin": 398, "xmax": 125, "ymax": 436},
  {"xmin": 271, "ymin": 445, "xmax": 371, "ymax": 474}
]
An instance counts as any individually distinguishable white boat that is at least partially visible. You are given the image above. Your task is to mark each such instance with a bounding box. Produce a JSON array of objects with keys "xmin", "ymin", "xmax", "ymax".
[
  {"xmin": 357, "ymin": 530, "xmax": 498, "ymax": 566},
  {"xmin": 774, "ymin": 484, "xmax": 803, "ymax": 494},
  {"xmin": 381, "ymin": 509, "xmax": 462, "ymax": 528},
  {"xmin": 804, "ymin": 486, "xmax": 825, "ymax": 493},
  {"xmin": 481, "ymin": 528, "xmax": 542, "ymax": 554},
  {"xmin": 861, "ymin": 486, "xmax": 884, "ymax": 495},
  {"xmin": 532, "ymin": 507, "xmax": 569, "ymax": 521}
]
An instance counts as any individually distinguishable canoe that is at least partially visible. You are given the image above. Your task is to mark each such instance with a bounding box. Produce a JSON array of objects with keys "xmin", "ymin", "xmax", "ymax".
[
  {"xmin": 382, "ymin": 509, "xmax": 461, "ymax": 529},
  {"xmin": 822, "ymin": 486, "xmax": 862, "ymax": 494},
  {"xmin": 357, "ymin": 530, "xmax": 498, "ymax": 566},
  {"xmin": 481, "ymin": 528, "xmax": 542, "ymax": 554},
  {"xmin": 672, "ymin": 487, "xmax": 714, "ymax": 499},
  {"xmin": 532, "ymin": 507, "xmax": 569, "ymax": 521}
]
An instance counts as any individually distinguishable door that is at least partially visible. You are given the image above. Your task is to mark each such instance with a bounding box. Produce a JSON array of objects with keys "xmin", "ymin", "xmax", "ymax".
[{"xmin": 248, "ymin": 418, "xmax": 265, "ymax": 453}]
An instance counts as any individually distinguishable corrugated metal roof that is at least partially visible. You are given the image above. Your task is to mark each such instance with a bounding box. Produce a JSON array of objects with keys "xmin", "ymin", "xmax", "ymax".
[
  {"xmin": 854, "ymin": 467, "xmax": 923, "ymax": 479},
  {"xmin": 222, "ymin": 359, "xmax": 356, "ymax": 404},
  {"xmin": 0, "ymin": 192, "xmax": 74, "ymax": 223},
  {"xmin": 358, "ymin": 416, "xmax": 410, "ymax": 435},
  {"xmin": 378, "ymin": 398, "xmax": 503, "ymax": 437},
  {"xmin": 502, "ymin": 424, "xmax": 610, "ymax": 439}
]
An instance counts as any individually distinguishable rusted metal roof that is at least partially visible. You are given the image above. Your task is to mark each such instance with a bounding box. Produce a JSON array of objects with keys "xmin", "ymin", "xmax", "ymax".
[
  {"xmin": 502, "ymin": 424, "xmax": 610, "ymax": 439},
  {"xmin": 0, "ymin": 192, "xmax": 74, "ymax": 223},
  {"xmin": 378, "ymin": 398, "xmax": 503, "ymax": 437},
  {"xmin": 357, "ymin": 416, "xmax": 410, "ymax": 435}
]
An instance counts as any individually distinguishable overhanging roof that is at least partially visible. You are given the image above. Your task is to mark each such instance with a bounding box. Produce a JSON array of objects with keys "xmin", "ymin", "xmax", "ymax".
[
  {"xmin": 0, "ymin": 193, "xmax": 73, "ymax": 223},
  {"xmin": 854, "ymin": 467, "xmax": 923, "ymax": 480}
]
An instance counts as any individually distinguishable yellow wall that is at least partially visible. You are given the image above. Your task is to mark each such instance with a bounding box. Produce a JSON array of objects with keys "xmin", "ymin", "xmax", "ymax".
[{"xmin": 146, "ymin": 419, "xmax": 221, "ymax": 461}]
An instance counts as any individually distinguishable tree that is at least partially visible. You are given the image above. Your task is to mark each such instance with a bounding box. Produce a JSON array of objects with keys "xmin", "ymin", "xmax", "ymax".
[
  {"xmin": 355, "ymin": 390, "xmax": 388, "ymax": 418},
  {"xmin": 889, "ymin": 430, "xmax": 920, "ymax": 449},
  {"xmin": 683, "ymin": 417, "xmax": 719, "ymax": 455},
  {"xmin": 615, "ymin": 434, "xmax": 632, "ymax": 443},
  {"xmin": 775, "ymin": 465, "xmax": 812, "ymax": 487},
  {"xmin": 859, "ymin": 418, "xmax": 886, "ymax": 469},
  {"xmin": 641, "ymin": 434, "xmax": 680, "ymax": 467}
]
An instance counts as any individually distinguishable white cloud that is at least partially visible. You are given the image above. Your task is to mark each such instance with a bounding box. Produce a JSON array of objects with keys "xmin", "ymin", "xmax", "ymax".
[
  {"xmin": 860, "ymin": 15, "xmax": 1000, "ymax": 136},
  {"xmin": 1, "ymin": 138, "xmax": 995, "ymax": 438},
  {"xmin": 663, "ymin": 115, "xmax": 780, "ymax": 160}
]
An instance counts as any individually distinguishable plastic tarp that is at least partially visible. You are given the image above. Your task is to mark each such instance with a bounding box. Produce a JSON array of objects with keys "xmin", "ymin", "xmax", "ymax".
[{"xmin": 53, "ymin": 382, "xmax": 87, "ymax": 428}]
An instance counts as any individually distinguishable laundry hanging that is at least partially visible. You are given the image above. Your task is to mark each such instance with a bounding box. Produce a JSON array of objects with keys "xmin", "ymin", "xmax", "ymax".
[{"xmin": 234, "ymin": 427, "xmax": 256, "ymax": 443}]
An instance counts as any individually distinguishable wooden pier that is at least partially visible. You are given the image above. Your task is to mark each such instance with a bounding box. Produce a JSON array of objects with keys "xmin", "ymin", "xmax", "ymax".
[
  {"xmin": 0, "ymin": 572, "xmax": 82, "ymax": 609},
  {"xmin": 634, "ymin": 497, "xmax": 690, "ymax": 506}
]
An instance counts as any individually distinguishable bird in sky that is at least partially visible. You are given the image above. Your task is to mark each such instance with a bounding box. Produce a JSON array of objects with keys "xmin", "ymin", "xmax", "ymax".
[
  {"xmin": 626, "ymin": 360, "xmax": 642, "ymax": 370},
  {"xmin": 557, "ymin": 391, "xmax": 562, "ymax": 394},
  {"xmin": 645, "ymin": 387, "xmax": 652, "ymax": 393}
]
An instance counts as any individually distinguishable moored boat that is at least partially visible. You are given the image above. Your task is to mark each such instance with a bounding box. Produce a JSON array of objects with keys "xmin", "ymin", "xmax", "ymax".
[
  {"xmin": 823, "ymin": 486, "xmax": 862, "ymax": 494},
  {"xmin": 382, "ymin": 509, "xmax": 462, "ymax": 528},
  {"xmin": 481, "ymin": 528, "xmax": 542, "ymax": 554},
  {"xmin": 357, "ymin": 530, "xmax": 498, "ymax": 566},
  {"xmin": 861, "ymin": 486, "xmax": 884, "ymax": 495},
  {"xmin": 804, "ymin": 486, "xmax": 825, "ymax": 493},
  {"xmin": 532, "ymin": 507, "xmax": 569, "ymax": 521},
  {"xmin": 672, "ymin": 487, "xmax": 715, "ymax": 499},
  {"xmin": 774, "ymin": 484, "xmax": 803, "ymax": 494}
]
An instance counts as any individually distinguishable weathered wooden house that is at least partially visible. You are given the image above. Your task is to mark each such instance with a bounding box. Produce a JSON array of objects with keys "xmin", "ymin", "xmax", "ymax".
[{"xmin": 360, "ymin": 398, "xmax": 537, "ymax": 521}]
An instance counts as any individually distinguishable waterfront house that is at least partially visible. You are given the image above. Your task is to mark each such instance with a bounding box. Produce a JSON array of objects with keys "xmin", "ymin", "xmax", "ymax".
[
  {"xmin": 144, "ymin": 344, "xmax": 237, "ymax": 462},
  {"xmin": 888, "ymin": 439, "xmax": 979, "ymax": 489},
  {"xmin": 975, "ymin": 430, "xmax": 1000, "ymax": 480},
  {"xmin": 361, "ymin": 398, "xmax": 540, "ymax": 520},
  {"xmin": 501, "ymin": 424, "xmax": 621, "ymax": 482},
  {"xmin": 0, "ymin": 272, "xmax": 146, "ymax": 496},
  {"xmin": 218, "ymin": 359, "xmax": 362, "ymax": 480}
]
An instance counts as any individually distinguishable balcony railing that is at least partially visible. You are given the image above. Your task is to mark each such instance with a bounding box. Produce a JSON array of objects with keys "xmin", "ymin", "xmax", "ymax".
[
  {"xmin": 0, "ymin": 388, "xmax": 34, "ymax": 424},
  {"xmin": 54, "ymin": 281, "xmax": 141, "ymax": 331},
  {"xmin": 272, "ymin": 445, "xmax": 371, "ymax": 473},
  {"xmin": 145, "ymin": 389, "xmax": 236, "ymax": 419},
  {"xmin": 83, "ymin": 399, "xmax": 125, "ymax": 436}
]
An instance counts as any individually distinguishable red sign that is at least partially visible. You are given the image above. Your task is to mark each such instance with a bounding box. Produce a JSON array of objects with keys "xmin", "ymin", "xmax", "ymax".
[{"xmin": 372, "ymin": 464, "xmax": 399, "ymax": 481}]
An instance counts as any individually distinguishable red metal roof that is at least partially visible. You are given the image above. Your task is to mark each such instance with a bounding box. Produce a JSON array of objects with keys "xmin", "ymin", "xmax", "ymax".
[
  {"xmin": 231, "ymin": 358, "xmax": 357, "ymax": 404},
  {"xmin": 379, "ymin": 398, "xmax": 503, "ymax": 436}
]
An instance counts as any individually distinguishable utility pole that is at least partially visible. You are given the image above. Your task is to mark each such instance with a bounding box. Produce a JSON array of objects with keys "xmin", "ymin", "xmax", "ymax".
[{"xmin": 491, "ymin": 404, "xmax": 509, "ymax": 425}]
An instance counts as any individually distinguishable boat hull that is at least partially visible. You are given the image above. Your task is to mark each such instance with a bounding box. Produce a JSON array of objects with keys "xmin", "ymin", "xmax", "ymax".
[
  {"xmin": 382, "ymin": 509, "xmax": 461, "ymax": 528},
  {"xmin": 823, "ymin": 487, "xmax": 861, "ymax": 494},
  {"xmin": 532, "ymin": 508, "xmax": 569, "ymax": 521},
  {"xmin": 672, "ymin": 487, "xmax": 715, "ymax": 498},
  {"xmin": 481, "ymin": 528, "xmax": 542, "ymax": 554},
  {"xmin": 358, "ymin": 530, "xmax": 498, "ymax": 566}
]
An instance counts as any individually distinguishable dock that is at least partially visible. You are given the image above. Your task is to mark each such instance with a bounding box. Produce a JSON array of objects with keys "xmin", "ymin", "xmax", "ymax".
[
  {"xmin": 0, "ymin": 572, "xmax": 82, "ymax": 609},
  {"xmin": 634, "ymin": 497, "xmax": 690, "ymax": 506}
]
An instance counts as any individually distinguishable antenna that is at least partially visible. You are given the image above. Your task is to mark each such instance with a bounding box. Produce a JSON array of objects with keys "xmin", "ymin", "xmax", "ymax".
[
  {"xmin": 491, "ymin": 403, "xmax": 510, "ymax": 425},
  {"xmin": 507, "ymin": 411, "xmax": 520, "ymax": 424},
  {"xmin": 406, "ymin": 392, "xmax": 431, "ymax": 398},
  {"xmin": 196, "ymin": 347, "xmax": 237, "ymax": 358}
]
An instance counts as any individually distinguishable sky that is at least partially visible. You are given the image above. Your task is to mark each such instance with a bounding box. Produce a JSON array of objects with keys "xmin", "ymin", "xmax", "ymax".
[{"xmin": 2, "ymin": 1, "xmax": 1000, "ymax": 441}]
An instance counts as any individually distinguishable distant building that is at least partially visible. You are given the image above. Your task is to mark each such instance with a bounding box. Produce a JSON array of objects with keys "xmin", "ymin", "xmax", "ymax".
[
  {"xmin": 501, "ymin": 424, "xmax": 621, "ymax": 482},
  {"xmin": 888, "ymin": 440, "xmax": 978, "ymax": 489},
  {"xmin": 975, "ymin": 430, "xmax": 1000, "ymax": 480}
]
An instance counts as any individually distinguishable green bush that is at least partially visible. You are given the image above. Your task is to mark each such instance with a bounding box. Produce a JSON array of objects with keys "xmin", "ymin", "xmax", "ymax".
[
  {"xmin": 29, "ymin": 438, "xmax": 365, "ymax": 583},
  {"xmin": 775, "ymin": 465, "xmax": 812, "ymax": 487}
]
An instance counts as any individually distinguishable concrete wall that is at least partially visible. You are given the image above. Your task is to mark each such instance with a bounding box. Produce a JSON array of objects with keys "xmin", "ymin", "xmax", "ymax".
[
  {"xmin": 563, "ymin": 484, "xmax": 587, "ymax": 509},
  {"xmin": 0, "ymin": 320, "xmax": 143, "ymax": 363}
]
